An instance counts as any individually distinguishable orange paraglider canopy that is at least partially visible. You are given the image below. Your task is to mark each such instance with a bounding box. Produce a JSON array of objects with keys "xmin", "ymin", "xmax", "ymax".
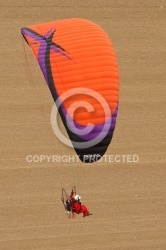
[{"xmin": 21, "ymin": 18, "xmax": 119, "ymax": 163}]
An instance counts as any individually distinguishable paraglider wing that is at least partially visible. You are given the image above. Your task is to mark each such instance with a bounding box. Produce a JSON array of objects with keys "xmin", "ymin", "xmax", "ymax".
[{"xmin": 21, "ymin": 19, "xmax": 119, "ymax": 163}]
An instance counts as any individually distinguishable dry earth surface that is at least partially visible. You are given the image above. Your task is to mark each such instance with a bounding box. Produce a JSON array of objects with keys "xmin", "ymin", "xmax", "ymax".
[{"xmin": 0, "ymin": 0, "xmax": 166, "ymax": 249}]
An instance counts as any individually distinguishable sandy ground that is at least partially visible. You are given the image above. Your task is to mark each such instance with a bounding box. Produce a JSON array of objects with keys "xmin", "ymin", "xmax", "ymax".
[{"xmin": 0, "ymin": 0, "xmax": 166, "ymax": 249}]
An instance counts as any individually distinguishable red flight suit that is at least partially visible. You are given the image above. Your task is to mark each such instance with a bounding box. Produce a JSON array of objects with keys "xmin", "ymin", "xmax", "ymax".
[{"xmin": 70, "ymin": 190, "xmax": 89, "ymax": 216}]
